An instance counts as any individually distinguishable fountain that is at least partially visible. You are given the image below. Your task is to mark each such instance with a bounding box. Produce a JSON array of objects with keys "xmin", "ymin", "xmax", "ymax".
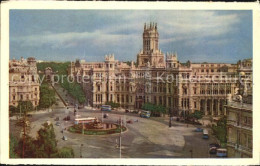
[{"xmin": 68, "ymin": 117, "xmax": 126, "ymax": 135}]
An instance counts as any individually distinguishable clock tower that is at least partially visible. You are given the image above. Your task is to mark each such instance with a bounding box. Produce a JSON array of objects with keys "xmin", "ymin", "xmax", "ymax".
[{"xmin": 137, "ymin": 22, "xmax": 165, "ymax": 68}]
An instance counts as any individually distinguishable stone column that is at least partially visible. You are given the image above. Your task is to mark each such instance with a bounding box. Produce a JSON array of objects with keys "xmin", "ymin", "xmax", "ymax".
[
  {"xmin": 217, "ymin": 99, "xmax": 220, "ymax": 115},
  {"xmin": 204, "ymin": 99, "xmax": 208, "ymax": 115},
  {"xmin": 178, "ymin": 97, "xmax": 182, "ymax": 115},
  {"xmin": 211, "ymin": 99, "xmax": 214, "ymax": 116}
]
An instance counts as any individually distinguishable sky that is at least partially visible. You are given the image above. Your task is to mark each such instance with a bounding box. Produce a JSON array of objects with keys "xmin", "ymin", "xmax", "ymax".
[{"xmin": 10, "ymin": 10, "xmax": 252, "ymax": 63}]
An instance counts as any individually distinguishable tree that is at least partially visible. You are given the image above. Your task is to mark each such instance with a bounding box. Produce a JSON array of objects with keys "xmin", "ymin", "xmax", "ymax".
[
  {"xmin": 105, "ymin": 101, "xmax": 120, "ymax": 109},
  {"xmin": 193, "ymin": 110, "xmax": 203, "ymax": 121},
  {"xmin": 10, "ymin": 134, "xmax": 18, "ymax": 158},
  {"xmin": 60, "ymin": 76, "xmax": 86, "ymax": 105},
  {"xmin": 57, "ymin": 147, "xmax": 75, "ymax": 158},
  {"xmin": 17, "ymin": 101, "xmax": 34, "ymax": 113},
  {"xmin": 9, "ymin": 105, "xmax": 18, "ymax": 114},
  {"xmin": 16, "ymin": 135, "xmax": 37, "ymax": 158},
  {"xmin": 39, "ymin": 84, "xmax": 56, "ymax": 109},
  {"xmin": 35, "ymin": 122, "xmax": 58, "ymax": 158},
  {"xmin": 142, "ymin": 102, "xmax": 166, "ymax": 117},
  {"xmin": 212, "ymin": 116, "xmax": 227, "ymax": 145}
]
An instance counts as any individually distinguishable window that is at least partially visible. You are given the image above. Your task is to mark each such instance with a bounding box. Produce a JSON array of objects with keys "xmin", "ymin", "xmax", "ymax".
[
  {"xmin": 201, "ymin": 69, "xmax": 204, "ymax": 72},
  {"xmin": 154, "ymin": 96, "xmax": 157, "ymax": 104},
  {"xmin": 110, "ymin": 86, "xmax": 113, "ymax": 91},
  {"xmin": 97, "ymin": 85, "xmax": 101, "ymax": 92},
  {"xmin": 122, "ymin": 95, "xmax": 124, "ymax": 103},
  {"xmin": 117, "ymin": 95, "xmax": 120, "ymax": 103},
  {"xmin": 13, "ymin": 96, "xmax": 15, "ymax": 100},
  {"xmin": 35, "ymin": 88, "xmax": 37, "ymax": 91},
  {"xmin": 183, "ymin": 88, "xmax": 187, "ymax": 95},
  {"xmin": 110, "ymin": 94, "xmax": 113, "ymax": 101},
  {"xmin": 194, "ymin": 102, "xmax": 197, "ymax": 108},
  {"xmin": 13, "ymin": 89, "xmax": 15, "ymax": 92},
  {"xmin": 20, "ymin": 95, "xmax": 23, "ymax": 100},
  {"xmin": 211, "ymin": 69, "xmax": 214, "ymax": 72}
]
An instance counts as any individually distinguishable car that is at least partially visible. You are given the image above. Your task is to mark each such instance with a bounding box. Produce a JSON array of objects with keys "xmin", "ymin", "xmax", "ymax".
[
  {"xmin": 63, "ymin": 116, "xmax": 70, "ymax": 121},
  {"xmin": 26, "ymin": 114, "xmax": 32, "ymax": 118},
  {"xmin": 62, "ymin": 136, "xmax": 68, "ymax": 141},
  {"xmin": 55, "ymin": 122, "xmax": 60, "ymax": 126},
  {"xmin": 103, "ymin": 114, "xmax": 108, "ymax": 118},
  {"xmin": 209, "ymin": 147, "xmax": 217, "ymax": 154},
  {"xmin": 127, "ymin": 120, "xmax": 133, "ymax": 124},
  {"xmin": 209, "ymin": 143, "xmax": 220, "ymax": 149},
  {"xmin": 195, "ymin": 127, "xmax": 203, "ymax": 132}
]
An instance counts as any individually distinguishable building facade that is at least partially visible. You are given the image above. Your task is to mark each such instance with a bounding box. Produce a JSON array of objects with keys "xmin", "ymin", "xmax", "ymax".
[
  {"xmin": 9, "ymin": 57, "xmax": 40, "ymax": 107},
  {"xmin": 225, "ymin": 99, "xmax": 252, "ymax": 158},
  {"xmin": 68, "ymin": 22, "xmax": 252, "ymax": 117},
  {"xmin": 225, "ymin": 62, "xmax": 253, "ymax": 158}
]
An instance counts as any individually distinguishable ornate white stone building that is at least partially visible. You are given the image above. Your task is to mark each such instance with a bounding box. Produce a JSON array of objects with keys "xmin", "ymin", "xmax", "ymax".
[
  {"xmin": 68, "ymin": 22, "xmax": 252, "ymax": 117},
  {"xmin": 9, "ymin": 57, "xmax": 40, "ymax": 107}
]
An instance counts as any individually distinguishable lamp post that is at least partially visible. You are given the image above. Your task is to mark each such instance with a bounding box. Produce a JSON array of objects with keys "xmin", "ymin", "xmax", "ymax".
[
  {"xmin": 189, "ymin": 149, "xmax": 193, "ymax": 158},
  {"xmin": 80, "ymin": 144, "xmax": 84, "ymax": 158},
  {"xmin": 119, "ymin": 116, "xmax": 122, "ymax": 158},
  {"xmin": 169, "ymin": 108, "xmax": 172, "ymax": 127}
]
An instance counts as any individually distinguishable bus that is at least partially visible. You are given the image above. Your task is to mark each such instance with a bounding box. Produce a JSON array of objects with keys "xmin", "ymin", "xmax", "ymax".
[
  {"xmin": 101, "ymin": 105, "xmax": 112, "ymax": 111},
  {"xmin": 216, "ymin": 148, "xmax": 227, "ymax": 157},
  {"xmin": 140, "ymin": 110, "xmax": 151, "ymax": 118},
  {"xmin": 74, "ymin": 117, "xmax": 97, "ymax": 125},
  {"xmin": 203, "ymin": 129, "xmax": 209, "ymax": 139}
]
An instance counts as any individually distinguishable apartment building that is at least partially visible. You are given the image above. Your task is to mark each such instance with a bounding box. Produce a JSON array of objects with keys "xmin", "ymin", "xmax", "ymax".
[{"xmin": 9, "ymin": 57, "xmax": 40, "ymax": 107}]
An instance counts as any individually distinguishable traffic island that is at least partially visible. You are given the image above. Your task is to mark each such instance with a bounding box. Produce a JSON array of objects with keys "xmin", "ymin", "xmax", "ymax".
[{"xmin": 68, "ymin": 123, "xmax": 127, "ymax": 135}]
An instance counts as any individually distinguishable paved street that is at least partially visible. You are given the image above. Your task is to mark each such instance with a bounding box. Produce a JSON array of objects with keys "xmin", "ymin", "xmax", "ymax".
[
  {"xmin": 9, "ymin": 84, "xmax": 217, "ymax": 158},
  {"xmin": 26, "ymin": 105, "xmax": 216, "ymax": 158}
]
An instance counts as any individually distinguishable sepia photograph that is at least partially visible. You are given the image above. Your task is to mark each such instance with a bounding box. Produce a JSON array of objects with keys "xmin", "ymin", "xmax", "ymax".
[{"xmin": 1, "ymin": 1, "xmax": 259, "ymax": 165}]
